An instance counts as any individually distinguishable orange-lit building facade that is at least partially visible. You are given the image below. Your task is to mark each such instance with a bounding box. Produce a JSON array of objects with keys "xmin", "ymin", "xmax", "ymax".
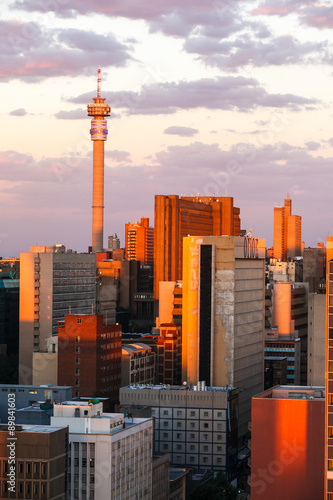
[
  {"xmin": 154, "ymin": 195, "xmax": 241, "ymax": 300},
  {"xmin": 273, "ymin": 197, "xmax": 302, "ymax": 261},
  {"xmin": 58, "ymin": 314, "xmax": 122, "ymax": 410},
  {"xmin": 125, "ymin": 217, "xmax": 154, "ymax": 266},
  {"xmin": 156, "ymin": 323, "xmax": 182, "ymax": 385},
  {"xmin": 251, "ymin": 386, "xmax": 325, "ymax": 500},
  {"xmin": 326, "ymin": 237, "xmax": 333, "ymax": 497}
]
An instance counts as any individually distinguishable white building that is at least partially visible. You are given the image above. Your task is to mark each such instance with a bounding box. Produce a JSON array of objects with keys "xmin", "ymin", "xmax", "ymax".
[{"xmin": 51, "ymin": 401, "xmax": 153, "ymax": 500}]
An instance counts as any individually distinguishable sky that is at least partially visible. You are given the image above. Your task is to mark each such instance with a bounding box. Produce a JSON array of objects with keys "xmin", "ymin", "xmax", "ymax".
[{"xmin": 1, "ymin": 0, "xmax": 333, "ymax": 257}]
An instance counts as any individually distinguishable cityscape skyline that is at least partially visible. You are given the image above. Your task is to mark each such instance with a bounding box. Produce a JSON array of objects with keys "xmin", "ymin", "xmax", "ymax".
[{"xmin": 1, "ymin": 0, "xmax": 333, "ymax": 257}]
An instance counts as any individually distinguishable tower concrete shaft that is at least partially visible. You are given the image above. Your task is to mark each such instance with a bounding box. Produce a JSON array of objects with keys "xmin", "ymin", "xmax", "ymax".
[{"xmin": 87, "ymin": 67, "xmax": 110, "ymax": 253}]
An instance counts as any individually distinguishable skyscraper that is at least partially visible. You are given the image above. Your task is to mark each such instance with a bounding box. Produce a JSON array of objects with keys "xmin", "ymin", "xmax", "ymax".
[
  {"xmin": 87, "ymin": 67, "xmax": 110, "ymax": 253},
  {"xmin": 273, "ymin": 197, "xmax": 302, "ymax": 260},
  {"xmin": 125, "ymin": 217, "xmax": 154, "ymax": 266},
  {"xmin": 182, "ymin": 235, "xmax": 266, "ymax": 440},
  {"xmin": 154, "ymin": 195, "xmax": 241, "ymax": 301},
  {"xmin": 19, "ymin": 245, "xmax": 96, "ymax": 384}
]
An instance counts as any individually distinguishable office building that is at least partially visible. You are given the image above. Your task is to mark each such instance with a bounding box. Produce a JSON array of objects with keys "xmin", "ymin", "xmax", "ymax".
[
  {"xmin": 125, "ymin": 217, "xmax": 154, "ymax": 266},
  {"xmin": 121, "ymin": 343, "xmax": 155, "ymax": 386},
  {"xmin": 251, "ymin": 385, "xmax": 324, "ymax": 500},
  {"xmin": 87, "ymin": 67, "xmax": 111, "ymax": 253},
  {"xmin": 120, "ymin": 383, "xmax": 238, "ymax": 477},
  {"xmin": 58, "ymin": 315, "xmax": 122, "ymax": 409},
  {"xmin": 273, "ymin": 197, "xmax": 302, "ymax": 260},
  {"xmin": 0, "ymin": 423, "xmax": 68, "ymax": 499},
  {"xmin": 51, "ymin": 401, "xmax": 153, "ymax": 500},
  {"xmin": 182, "ymin": 235, "xmax": 265, "ymax": 440},
  {"xmin": 308, "ymin": 292, "xmax": 325, "ymax": 386},
  {"xmin": 19, "ymin": 245, "xmax": 96, "ymax": 385},
  {"xmin": 154, "ymin": 195, "xmax": 241, "ymax": 301}
]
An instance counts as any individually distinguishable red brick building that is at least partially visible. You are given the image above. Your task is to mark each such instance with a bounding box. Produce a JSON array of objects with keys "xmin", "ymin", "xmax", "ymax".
[{"xmin": 58, "ymin": 315, "xmax": 122, "ymax": 410}]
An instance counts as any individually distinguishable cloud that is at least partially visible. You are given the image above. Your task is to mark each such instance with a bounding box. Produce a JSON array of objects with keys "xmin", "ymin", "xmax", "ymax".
[
  {"xmin": 184, "ymin": 34, "xmax": 327, "ymax": 69},
  {"xmin": 252, "ymin": 1, "xmax": 333, "ymax": 29},
  {"xmin": 164, "ymin": 126, "xmax": 198, "ymax": 137},
  {"xmin": 70, "ymin": 76, "xmax": 319, "ymax": 115},
  {"xmin": 0, "ymin": 22, "xmax": 133, "ymax": 82},
  {"xmin": 55, "ymin": 108, "xmax": 87, "ymax": 120},
  {"xmin": 9, "ymin": 108, "xmax": 27, "ymax": 116},
  {"xmin": 305, "ymin": 141, "xmax": 321, "ymax": 151},
  {"xmin": 105, "ymin": 150, "xmax": 132, "ymax": 162}
]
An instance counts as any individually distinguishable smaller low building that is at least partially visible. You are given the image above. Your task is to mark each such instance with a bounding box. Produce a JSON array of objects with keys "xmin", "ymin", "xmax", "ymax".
[
  {"xmin": 0, "ymin": 423, "xmax": 67, "ymax": 499},
  {"xmin": 121, "ymin": 343, "xmax": 155, "ymax": 386},
  {"xmin": 51, "ymin": 400, "xmax": 154, "ymax": 500},
  {"xmin": 120, "ymin": 382, "xmax": 238, "ymax": 478}
]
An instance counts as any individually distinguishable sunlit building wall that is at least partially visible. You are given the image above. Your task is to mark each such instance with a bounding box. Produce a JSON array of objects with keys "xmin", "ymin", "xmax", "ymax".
[
  {"xmin": 251, "ymin": 386, "xmax": 324, "ymax": 500},
  {"xmin": 182, "ymin": 235, "xmax": 266, "ymax": 441}
]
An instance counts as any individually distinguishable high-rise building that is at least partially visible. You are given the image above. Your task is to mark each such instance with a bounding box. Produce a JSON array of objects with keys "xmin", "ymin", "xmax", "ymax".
[
  {"xmin": 19, "ymin": 246, "xmax": 96, "ymax": 385},
  {"xmin": 251, "ymin": 385, "xmax": 324, "ymax": 500},
  {"xmin": 87, "ymin": 67, "xmax": 110, "ymax": 253},
  {"xmin": 154, "ymin": 195, "xmax": 241, "ymax": 301},
  {"xmin": 58, "ymin": 314, "xmax": 121, "ymax": 409},
  {"xmin": 182, "ymin": 235, "xmax": 266, "ymax": 441},
  {"xmin": 308, "ymin": 292, "xmax": 325, "ymax": 386},
  {"xmin": 273, "ymin": 197, "xmax": 302, "ymax": 260},
  {"xmin": 51, "ymin": 401, "xmax": 153, "ymax": 500},
  {"xmin": 125, "ymin": 217, "xmax": 154, "ymax": 266}
]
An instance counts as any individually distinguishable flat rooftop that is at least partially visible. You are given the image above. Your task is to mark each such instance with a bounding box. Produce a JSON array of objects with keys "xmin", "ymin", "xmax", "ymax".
[
  {"xmin": 122, "ymin": 384, "xmax": 236, "ymax": 392},
  {"xmin": 255, "ymin": 385, "xmax": 325, "ymax": 400}
]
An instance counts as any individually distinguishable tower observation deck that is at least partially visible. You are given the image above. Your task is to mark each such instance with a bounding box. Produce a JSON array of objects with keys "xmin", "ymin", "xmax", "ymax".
[{"xmin": 87, "ymin": 67, "xmax": 110, "ymax": 253}]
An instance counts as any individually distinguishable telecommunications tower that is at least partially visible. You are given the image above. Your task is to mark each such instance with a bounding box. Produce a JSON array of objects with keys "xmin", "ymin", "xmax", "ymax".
[{"xmin": 87, "ymin": 67, "xmax": 110, "ymax": 253}]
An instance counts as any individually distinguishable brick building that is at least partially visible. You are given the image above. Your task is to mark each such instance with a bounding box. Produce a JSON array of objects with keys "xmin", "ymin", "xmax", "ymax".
[{"xmin": 58, "ymin": 314, "xmax": 122, "ymax": 410}]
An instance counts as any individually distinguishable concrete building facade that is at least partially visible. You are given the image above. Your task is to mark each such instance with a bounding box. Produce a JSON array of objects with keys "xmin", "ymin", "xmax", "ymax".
[
  {"xmin": 182, "ymin": 235, "xmax": 266, "ymax": 441},
  {"xmin": 19, "ymin": 246, "xmax": 96, "ymax": 384},
  {"xmin": 308, "ymin": 292, "xmax": 325, "ymax": 386},
  {"xmin": 51, "ymin": 401, "xmax": 153, "ymax": 500},
  {"xmin": 120, "ymin": 383, "xmax": 238, "ymax": 478},
  {"xmin": 121, "ymin": 343, "xmax": 155, "ymax": 387}
]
